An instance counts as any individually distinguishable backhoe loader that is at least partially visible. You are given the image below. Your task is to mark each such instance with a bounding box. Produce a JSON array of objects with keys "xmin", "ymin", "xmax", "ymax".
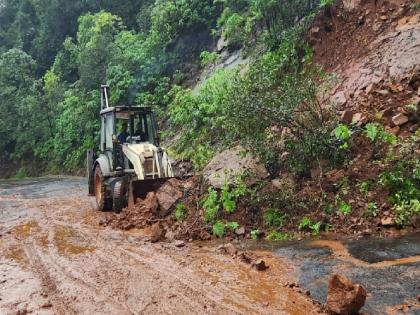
[{"xmin": 87, "ymin": 85, "xmax": 174, "ymax": 212}]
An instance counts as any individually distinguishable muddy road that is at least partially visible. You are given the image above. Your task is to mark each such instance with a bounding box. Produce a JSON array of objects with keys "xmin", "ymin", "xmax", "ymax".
[
  {"xmin": 0, "ymin": 177, "xmax": 319, "ymax": 314},
  {"xmin": 0, "ymin": 177, "xmax": 419, "ymax": 314}
]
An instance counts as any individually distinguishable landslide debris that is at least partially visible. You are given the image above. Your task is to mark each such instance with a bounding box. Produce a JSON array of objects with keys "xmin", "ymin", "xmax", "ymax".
[{"xmin": 326, "ymin": 274, "xmax": 367, "ymax": 315}]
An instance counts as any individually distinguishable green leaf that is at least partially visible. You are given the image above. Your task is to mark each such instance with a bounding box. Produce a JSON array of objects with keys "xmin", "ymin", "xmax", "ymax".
[{"xmin": 212, "ymin": 221, "xmax": 225, "ymax": 238}]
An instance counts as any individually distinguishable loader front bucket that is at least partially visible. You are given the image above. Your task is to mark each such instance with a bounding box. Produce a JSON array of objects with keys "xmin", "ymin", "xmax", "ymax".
[{"xmin": 128, "ymin": 178, "xmax": 169, "ymax": 206}]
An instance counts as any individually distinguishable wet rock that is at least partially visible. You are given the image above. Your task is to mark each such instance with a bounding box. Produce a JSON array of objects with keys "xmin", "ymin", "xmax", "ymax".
[
  {"xmin": 251, "ymin": 259, "xmax": 269, "ymax": 271},
  {"xmin": 326, "ymin": 274, "xmax": 366, "ymax": 315},
  {"xmin": 392, "ymin": 113, "xmax": 409, "ymax": 126},
  {"xmin": 156, "ymin": 179, "xmax": 183, "ymax": 216},
  {"xmin": 217, "ymin": 243, "xmax": 237, "ymax": 256}
]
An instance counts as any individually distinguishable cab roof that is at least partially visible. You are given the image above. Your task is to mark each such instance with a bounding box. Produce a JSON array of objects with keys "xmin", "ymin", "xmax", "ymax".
[{"xmin": 100, "ymin": 106, "xmax": 153, "ymax": 116}]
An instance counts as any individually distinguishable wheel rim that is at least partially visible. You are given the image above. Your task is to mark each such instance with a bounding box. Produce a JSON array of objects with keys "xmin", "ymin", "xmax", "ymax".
[{"xmin": 95, "ymin": 171, "xmax": 102, "ymax": 205}]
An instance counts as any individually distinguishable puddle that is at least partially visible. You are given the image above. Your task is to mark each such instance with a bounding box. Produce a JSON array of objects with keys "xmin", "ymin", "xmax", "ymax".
[
  {"xmin": 53, "ymin": 225, "xmax": 95, "ymax": 256},
  {"xmin": 4, "ymin": 246, "xmax": 28, "ymax": 268},
  {"xmin": 11, "ymin": 220, "xmax": 41, "ymax": 239},
  {"xmin": 256, "ymin": 233, "xmax": 420, "ymax": 314}
]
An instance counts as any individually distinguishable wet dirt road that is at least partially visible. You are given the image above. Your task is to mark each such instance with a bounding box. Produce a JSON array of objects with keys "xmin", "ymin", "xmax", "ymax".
[{"xmin": 0, "ymin": 177, "xmax": 319, "ymax": 315}]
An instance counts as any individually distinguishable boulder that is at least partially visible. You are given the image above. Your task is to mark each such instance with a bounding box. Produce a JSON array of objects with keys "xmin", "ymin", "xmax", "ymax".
[
  {"xmin": 156, "ymin": 179, "xmax": 183, "ymax": 216},
  {"xmin": 326, "ymin": 274, "xmax": 367, "ymax": 315},
  {"xmin": 203, "ymin": 146, "xmax": 268, "ymax": 188}
]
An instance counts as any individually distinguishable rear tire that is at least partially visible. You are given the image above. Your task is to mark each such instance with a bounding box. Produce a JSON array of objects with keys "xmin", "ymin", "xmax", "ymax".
[
  {"xmin": 87, "ymin": 150, "xmax": 95, "ymax": 196},
  {"xmin": 94, "ymin": 165, "xmax": 112, "ymax": 211}
]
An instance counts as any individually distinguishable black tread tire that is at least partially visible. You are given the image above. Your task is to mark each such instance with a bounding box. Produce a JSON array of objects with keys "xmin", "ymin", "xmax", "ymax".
[
  {"xmin": 113, "ymin": 181, "xmax": 127, "ymax": 213},
  {"xmin": 87, "ymin": 150, "xmax": 95, "ymax": 196},
  {"xmin": 94, "ymin": 165, "xmax": 112, "ymax": 211}
]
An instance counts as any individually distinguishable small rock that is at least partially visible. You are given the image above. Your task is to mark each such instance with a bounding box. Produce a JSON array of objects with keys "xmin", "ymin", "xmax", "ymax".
[
  {"xmin": 150, "ymin": 223, "xmax": 165, "ymax": 243},
  {"xmin": 379, "ymin": 107, "xmax": 393, "ymax": 118},
  {"xmin": 365, "ymin": 83, "xmax": 375, "ymax": 94},
  {"xmin": 251, "ymin": 259, "xmax": 269, "ymax": 271},
  {"xmin": 340, "ymin": 110, "xmax": 353, "ymax": 124},
  {"xmin": 235, "ymin": 226, "xmax": 246, "ymax": 236},
  {"xmin": 392, "ymin": 113, "xmax": 409, "ymax": 126},
  {"xmin": 41, "ymin": 302, "xmax": 52, "ymax": 309},
  {"xmin": 376, "ymin": 89, "xmax": 389, "ymax": 96},
  {"xmin": 381, "ymin": 217, "xmax": 395, "ymax": 226},
  {"xmin": 217, "ymin": 243, "xmax": 237, "ymax": 256},
  {"xmin": 362, "ymin": 229, "xmax": 372, "ymax": 235},
  {"xmin": 332, "ymin": 91, "xmax": 347, "ymax": 106},
  {"xmin": 174, "ymin": 240, "xmax": 185, "ymax": 248},
  {"xmin": 326, "ymin": 274, "xmax": 367, "ymax": 315},
  {"xmin": 380, "ymin": 15, "xmax": 387, "ymax": 21},
  {"xmin": 352, "ymin": 112, "xmax": 365, "ymax": 124}
]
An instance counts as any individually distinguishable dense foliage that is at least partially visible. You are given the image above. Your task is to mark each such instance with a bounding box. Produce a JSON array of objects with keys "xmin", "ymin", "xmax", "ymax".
[{"xmin": 0, "ymin": 0, "xmax": 221, "ymax": 174}]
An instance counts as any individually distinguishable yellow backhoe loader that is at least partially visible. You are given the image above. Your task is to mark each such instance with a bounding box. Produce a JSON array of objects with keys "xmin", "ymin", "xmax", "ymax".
[{"xmin": 87, "ymin": 85, "xmax": 174, "ymax": 212}]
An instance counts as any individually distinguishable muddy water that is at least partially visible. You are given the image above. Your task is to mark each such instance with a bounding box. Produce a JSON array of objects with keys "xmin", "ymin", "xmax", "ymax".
[
  {"xmin": 0, "ymin": 177, "xmax": 320, "ymax": 315},
  {"xmin": 250, "ymin": 234, "xmax": 420, "ymax": 314}
]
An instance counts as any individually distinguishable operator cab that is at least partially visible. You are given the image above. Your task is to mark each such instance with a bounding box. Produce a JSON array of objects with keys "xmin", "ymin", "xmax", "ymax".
[{"xmin": 99, "ymin": 86, "xmax": 160, "ymax": 154}]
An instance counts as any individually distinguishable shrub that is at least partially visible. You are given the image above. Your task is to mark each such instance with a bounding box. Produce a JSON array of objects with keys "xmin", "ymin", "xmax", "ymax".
[
  {"xmin": 266, "ymin": 230, "xmax": 291, "ymax": 241},
  {"xmin": 364, "ymin": 202, "xmax": 378, "ymax": 218},
  {"xmin": 337, "ymin": 199, "xmax": 352, "ymax": 216},
  {"xmin": 263, "ymin": 208, "xmax": 287, "ymax": 227},
  {"xmin": 203, "ymin": 187, "xmax": 219, "ymax": 222},
  {"xmin": 212, "ymin": 220, "xmax": 239, "ymax": 238},
  {"xmin": 298, "ymin": 217, "xmax": 322, "ymax": 235},
  {"xmin": 394, "ymin": 200, "xmax": 420, "ymax": 226},
  {"xmin": 175, "ymin": 204, "xmax": 188, "ymax": 221}
]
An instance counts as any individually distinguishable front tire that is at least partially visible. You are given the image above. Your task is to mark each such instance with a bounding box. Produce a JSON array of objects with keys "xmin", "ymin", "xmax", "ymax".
[
  {"xmin": 113, "ymin": 180, "xmax": 128, "ymax": 213},
  {"xmin": 94, "ymin": 165, "xmax": 112, "ymax": 211}
]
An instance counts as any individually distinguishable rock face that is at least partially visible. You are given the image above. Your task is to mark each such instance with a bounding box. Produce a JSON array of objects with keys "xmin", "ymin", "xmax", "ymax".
[
  {"xmin": 203, "ymin": 146, "xmax": 268, "ymax": 188},
  {"xmin": 326, "ymin": 274, "xmax": 367, "ymax": 315}
]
